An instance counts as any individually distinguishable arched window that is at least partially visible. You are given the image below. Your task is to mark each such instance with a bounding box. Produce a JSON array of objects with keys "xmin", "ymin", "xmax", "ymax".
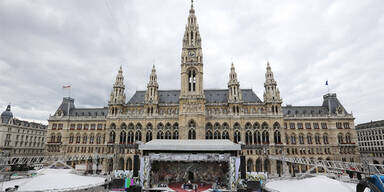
[
  {"xmin": 146, "ymin": 131, "xmax": 152, "ymax": 142},
  {"xmin": 299, "ymin": 134, "xmax": 304, "ymax": 144},
  {"xmin": 96, "ymin": 134, "xmax": 101, "ymax": 144},
  {"xmin": 165, "ymin": 131, "xmax": 171, "ymax": 139},
  {"xmin": 214, "ymin": 130, "xmax": 221, "ymax": 139},
  {"xmin": 173, "ymin": 130, "xmax": 179, "ymax": 139},
  {"xmin": 50, "ymin": 133, "xmax": 56, "ymax": 143},
  {"xmin": 262, "ymin": 131, "xmax": 269, "ymax": 144},
  {"xmin": 127, "ymin": 131, "xmax": 134, "ymax": 143},
  {"xmin": 165, "ymin": 123, "xmax": 171, "ymax": 130},
  {"xmin": 345, "ymin": 133, "xmax": 351, "ymax": 144},
  {"xmin": 188, "ymin": 68, "xmax": 197, "ymax": 92},
  {"xmin": 233, "ymin": 122, "xmax": 241, "ymax": 130},
  {"xmin": 188, "ymin": 120, "xmax": 196, "ymax": 140},
  {"xmin": 222, "ymin": 123, "xmax": 229, "ymax": 129},
  {"xmin": 315, "ymin": 134, "xmax": 321, "ymax": 144},
  {"xmin": 254, "ymin": 131, "xmax": 261, "ymax": 144},
  {"xmin": 76, "ymin": 133, "xmax": 81, "ymax": 144},
  {"xmin": 245, "ymin": 122, "xmax": 252, "ymax": 130},
  {"xmin": 146, "ymin": 123, "xmax": 152, "ymax": 130},
  {"xmin": 82, "ymin": 134, "xmax": 88, "ymax": 144},
  {"xmin": 291, "ymin": 134, "xmax": 297, "ymax": 144},
  {"xmin": 90, "ymin": 134, "xmax": 94, "ymax": 144},
  {"xmin": 206, "ymin": 130, "xmax": 213, "ymax": 139},
  {"xmin": 157, "ymin": 131, "xmax": 164, "ymax": 139},
  {"xmin": 69, "ymin": 133, "xmax": 74, "ymax": 144},
  {"xmin": 338, "ymin": 133, "xmax": 344, "ymax": 144},
  {"xmin": 262, "ymin": 122, "xmax": 269, "ymax": 129},
  {"xmin": 110, "ymin": 123, "xmax": 116, "ymax": 129},
  {"xmin": 136, "ymin": 123, "xmax": 142, "ymax": 130},
  {"xmin": 135, "ymin": 130, "xmax": 142, "ymax": 141},
  {"xmin": 253, "ymin": 122, "xmax": 260, "ymax": 129},
  {"xmin": 157, "ymin": 123, "xmax": 164, "ymax": 130},
  {"xmin": 222, "ymin": 130, "xmax": 229, "ymax": 139},
  {"xmin": 214, "ymin": 122, "xmax": 221, "ymax": 130},
  {"xmin": 323, "ymin": 133, "xmax": 329, "ymax": 144},
  {"xmin": 307, "ymin": 134, "xmax": 313, "ymax": 144},
  {"xmin": 173, "ymin": 123, "xmax": 179, "ymax": 130},
  {"xmin": 109, "ymin": 131, "xmax": 116, "ymax": 143},
  {"xmin": 121, "ymin": 123, "xmax": 127, "ymax": 129},
  {"xmin": 188, "ymin": 129, "xmax": 196, "ymax": 140},
  {"xmin": 274, "ymin": 131, "xmax": 281, "ymax": 144},
  {"xmin": 128, "ymin": 123, "xmax": 134, "ymax": 129},
  {"xmin": 206, "ymin": 123, "xmax": 212, "ymax": 130},
  {"xmin": 245, "ymin": 131, "xmax": 252, "ymax": 144},
  {"xmin": 120, "ymin": 131, "xmax": 126, "ymax": 144},
  {"xmin": 273, "ymin": 122, "xmax": 280, "ymax": 129},
  {"xmin": 56, "ymin": 133, "xmax": 62, "ymax": 143},
  {"xmin": 234, "ymin": 130, "xmax": 241, "ymax": 143}
]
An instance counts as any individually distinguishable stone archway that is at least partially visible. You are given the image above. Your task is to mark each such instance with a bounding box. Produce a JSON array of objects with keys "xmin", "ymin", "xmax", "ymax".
[
  {"xmin": 256, "ymin": 158, "xmax": 262, "ymax": 172},
  {"xmin": 107, "ymin": 158, "xmax": 113, "ymax": 172},
  {"xmin": 118, "ymin": 158, "xmax": 124, "ymax": 170},
  {"xmin": 264, "ymin": 159, "xmax": 271, "ymax": 174},
  {"xmin": 247, "ymin": 159, "xmax": 254, "ymax": 172},
  {"xmin": 276, "ymin": 160, "xmax": 282, "ymax": 176},
  {"xmin": 127, "ymin": 157, "xmax": 132, "ymax": 170}
]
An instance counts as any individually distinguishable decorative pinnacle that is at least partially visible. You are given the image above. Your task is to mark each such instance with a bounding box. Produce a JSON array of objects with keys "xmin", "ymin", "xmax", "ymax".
[{"xmin": 191, "ymin": 0, "xmax": 194, "ymax": 8}]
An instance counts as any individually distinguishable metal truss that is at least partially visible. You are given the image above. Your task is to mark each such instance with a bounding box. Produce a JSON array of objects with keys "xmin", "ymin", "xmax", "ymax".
[{"xmin": 269, "ymin": 155, "xmax": 384, "ymax": 175}]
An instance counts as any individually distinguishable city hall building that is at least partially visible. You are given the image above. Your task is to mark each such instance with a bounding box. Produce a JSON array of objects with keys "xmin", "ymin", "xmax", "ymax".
[{"xmin": 46, "ymin": 2, "xmax": 359, "ymax": 189}]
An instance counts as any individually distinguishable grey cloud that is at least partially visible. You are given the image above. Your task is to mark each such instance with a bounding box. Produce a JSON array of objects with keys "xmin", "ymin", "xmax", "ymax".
[{"xmin": 0, "ymin": 0, "xmax": 383, "ymax": 124}]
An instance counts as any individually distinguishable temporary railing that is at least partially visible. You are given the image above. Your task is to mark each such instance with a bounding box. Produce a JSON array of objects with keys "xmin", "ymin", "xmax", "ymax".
[{"xmin": 0, "ymin": 154, "xmax": 114, "ymax": 166}]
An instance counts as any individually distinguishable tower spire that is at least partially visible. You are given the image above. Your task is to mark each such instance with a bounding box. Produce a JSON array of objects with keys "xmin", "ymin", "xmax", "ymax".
[
  {"xmin": 109, "ymin": 66, "xmax": 126, "ymax": 105},
  {"xmin": 228, "ymin": 62, "xmax": 242, "ymax": 103},
  {"xmin": 145, "ymin": 65, "xmax": 159, "ymax": 104},
  {"xmin": 263, "ymin": 62, "xmax": 282, "ymax": 113},
  {"xmin": 108, "ymin": 66, "xmax": 126, "ymax": 116}
]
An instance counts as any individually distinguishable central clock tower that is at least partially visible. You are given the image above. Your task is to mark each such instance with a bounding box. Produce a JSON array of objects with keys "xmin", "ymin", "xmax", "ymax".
[
  {"xmin": 179, "ymin": 1, "xmax": 205, "ymax": 139},
  {"xmin": 180, "ymin": 1, "xmax": 203, "ymax": 98}
]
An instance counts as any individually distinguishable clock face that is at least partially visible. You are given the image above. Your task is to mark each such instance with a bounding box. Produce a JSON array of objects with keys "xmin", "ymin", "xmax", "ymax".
[{"xmin": 188, "ymin": 50, "xmax": 195, "ymax": 56}]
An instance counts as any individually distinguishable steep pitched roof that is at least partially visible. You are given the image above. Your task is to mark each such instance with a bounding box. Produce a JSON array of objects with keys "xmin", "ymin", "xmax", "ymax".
[
  {"xmin": 282, "ymin": 93, "xmax": 350, "ymax": 116},
  {"xmin": 127, "ymin": 89, "xmax": 262, "ymax": 104}
]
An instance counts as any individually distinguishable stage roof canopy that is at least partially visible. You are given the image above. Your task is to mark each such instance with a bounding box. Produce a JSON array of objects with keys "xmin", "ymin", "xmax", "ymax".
[{"xmin": 139, "ymin": 139, "xmax": 241, "ymax": 151}]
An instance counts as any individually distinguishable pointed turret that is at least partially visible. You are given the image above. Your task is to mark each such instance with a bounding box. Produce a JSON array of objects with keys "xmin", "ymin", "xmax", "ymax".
[
  {"xmin": 109, "ymin": 66, "xmax": 126, "ymax": 116},
  {"xmin": 263, "ymin": 62, "xmax": 282, "ymax": 113},
  {"xmin": 145, "ymin": 65, "xmax": 159, "ymax": 104},
  {"xmin": 228, "ymin": 62, "xmax": 242, "ymax": 103}
]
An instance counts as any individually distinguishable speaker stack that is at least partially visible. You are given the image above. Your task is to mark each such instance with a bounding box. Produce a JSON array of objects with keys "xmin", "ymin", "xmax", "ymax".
[
  {"xmin": 133, "ymin": 155, "xmax": 140, "ymax": 177},
  {"xmin": 240, "ymin": 155, "xmax": 246, "ymax": 179}
]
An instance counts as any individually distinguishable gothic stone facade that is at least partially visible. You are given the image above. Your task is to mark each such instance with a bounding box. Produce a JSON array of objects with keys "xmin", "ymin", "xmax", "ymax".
[{"xmin": 46, "ymin": 3, "xmax": 359, "ymax": 175}]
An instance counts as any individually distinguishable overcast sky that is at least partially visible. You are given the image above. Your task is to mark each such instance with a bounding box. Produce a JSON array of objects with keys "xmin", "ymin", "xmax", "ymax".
[{"xmin": 0, "ymin": 0, "xmax": 383, "ymax": 125}]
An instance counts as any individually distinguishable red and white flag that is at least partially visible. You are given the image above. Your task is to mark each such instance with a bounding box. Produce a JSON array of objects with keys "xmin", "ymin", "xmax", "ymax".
[{"xmin": 62, "ymin": 85, "xmax": 71, "ymax": 88}]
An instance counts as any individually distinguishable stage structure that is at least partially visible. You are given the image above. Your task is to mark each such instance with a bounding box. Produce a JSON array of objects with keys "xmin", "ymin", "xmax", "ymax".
[{"xmin": 139, "ymin": 139, "xmax": 241, "ymax": 191}]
